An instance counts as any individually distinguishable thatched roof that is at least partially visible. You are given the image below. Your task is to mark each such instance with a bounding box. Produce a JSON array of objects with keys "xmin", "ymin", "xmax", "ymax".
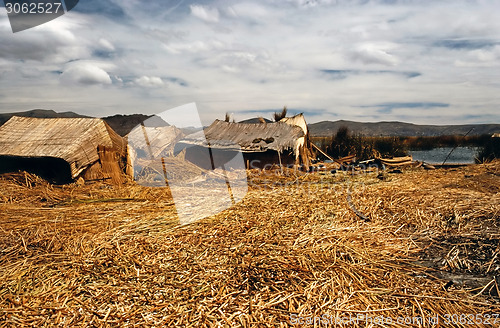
[
  {"xmin": 127, "ymin": 125, "xmax": 183, "ymax": 159},
  {"xmin": 181, "ymin": 119, "xmax": 304, "ymax": 153},
  {"xmin": 0, "ymin": 116, "xmax": 126, "ymax": 178}
]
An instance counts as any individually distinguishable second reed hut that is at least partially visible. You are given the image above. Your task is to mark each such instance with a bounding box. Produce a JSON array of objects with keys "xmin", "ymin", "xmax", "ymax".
[{"xmin": 178, "ymin": 117, "xmax": 311, "ymax": 170}]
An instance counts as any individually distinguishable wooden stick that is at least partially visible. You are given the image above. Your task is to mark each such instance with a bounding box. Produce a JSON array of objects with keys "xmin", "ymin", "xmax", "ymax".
[{"xmin": 311, "ymin": 142, "xmax": 334, "ymax": 161}]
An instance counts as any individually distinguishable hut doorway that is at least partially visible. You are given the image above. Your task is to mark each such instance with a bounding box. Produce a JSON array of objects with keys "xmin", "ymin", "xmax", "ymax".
[{"xmin": 0, "ymin": 156, "xmax": 73, "ymax": 184}]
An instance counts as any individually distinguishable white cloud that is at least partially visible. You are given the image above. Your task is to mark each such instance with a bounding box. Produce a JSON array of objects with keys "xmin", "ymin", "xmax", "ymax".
[
  {"xmin": 190, "ymin": 5, "xmax": 220, "ymax": 23},
  {"xmin": 163, "ymin": 40, "xmax": 225, "ymax": 55},
  {"xmin": 288, "ymin": 0, "xmax": 337, "ymax": 8},
  {"xmin": 350, "ymin": 42, "xmax": 400, "ymax": 66},
  {"xmin": 454, "ymin": 45, "xmax": 500, "ymax": 67},
  {"xmin": 98, "ymin": 38, "xmax": 115, "ymax": 52},
  {"xmin": 134, "ymin": 76, "xmax": 164, "ymax": 87},
  {"xmin": 221, "ymin": 65, "xmax": 240, "ymax": 73},
  {"xmin": 227, "ymin": 2, "xmax": 271, "ymax": 19},
  {"xmin": 60, "ymin": 62, "xmax": 112, "ymax": 85},
  {"xmin": 0, "ymin": 16, "xmax": 89, "ymax": 63}
]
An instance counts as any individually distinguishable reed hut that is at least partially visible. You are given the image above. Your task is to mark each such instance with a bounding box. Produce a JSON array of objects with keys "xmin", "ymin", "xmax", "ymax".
[
  {"xmin": 178, "ymin": 119, "xmax": 310, "ymax": 170},
  {"xmin": 127, "ymin": 125, "xmax": 183, "ymax": 160},
  {"xmin": 126, "ymin": 125, "xmax": 185, "ymax": 180},
  {"xmin": 0, "ymin": 116, "xmax": 129, "ymax": 184}
]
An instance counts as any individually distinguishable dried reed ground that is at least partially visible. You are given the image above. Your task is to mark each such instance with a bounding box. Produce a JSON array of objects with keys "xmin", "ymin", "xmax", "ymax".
[{"xmin": 0, "ymin": 162, "xmax": 499, "ymax": 327}]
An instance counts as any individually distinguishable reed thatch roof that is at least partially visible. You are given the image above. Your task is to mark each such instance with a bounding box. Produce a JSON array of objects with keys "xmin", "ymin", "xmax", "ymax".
[
  {"xmin": 181, "ymin": 119, "xmax": 305, "ymax": 153},
  {"xmin": 127, "ymin": 125, "xmax": 183, "ymax": 159},
  {"xmin": 0, "ymin": 116, "xmax": 126, "ymax": 178}
]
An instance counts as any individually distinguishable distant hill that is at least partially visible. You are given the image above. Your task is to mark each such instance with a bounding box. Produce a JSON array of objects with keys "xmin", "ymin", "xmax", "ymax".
[
  {"xmin": 308, "ymin": 120, "xmax": 500, "ymax": 137},
  {"xmin": 0, "ymin": 110, "xmax": 154, "ymax": 136},
  {"xmin": 102, "ymin": 114, "xmax": 153, "ymax": 136},
  {"xmin": 239, "ymin": 117, "xmax": 273, "ymax": 124},
  {"xmin": 0, "ymin": 109, "xmax": 89, "ymax": 126}
]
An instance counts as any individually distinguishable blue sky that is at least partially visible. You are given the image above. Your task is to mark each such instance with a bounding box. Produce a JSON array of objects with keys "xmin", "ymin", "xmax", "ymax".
[{"xmin": 0, "ymin": 0, "xmax": 499, "ymax": 125}]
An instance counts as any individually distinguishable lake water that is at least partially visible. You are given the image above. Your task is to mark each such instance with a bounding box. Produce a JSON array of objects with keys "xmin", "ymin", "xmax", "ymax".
[{"xmin": 409, "ymin": 147, "xmax": 479, "ymax": 164}]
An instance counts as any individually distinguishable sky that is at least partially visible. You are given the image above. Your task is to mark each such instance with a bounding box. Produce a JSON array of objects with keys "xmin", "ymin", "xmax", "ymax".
[{"xmin": 0, "ymin": 0, "xmax": 499, "ymax": 125}]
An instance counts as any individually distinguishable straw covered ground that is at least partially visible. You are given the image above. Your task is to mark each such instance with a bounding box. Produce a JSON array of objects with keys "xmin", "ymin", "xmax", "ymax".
[{"xmin": 0, "ymin": 161, "xmax": 499, "ymax": 327}]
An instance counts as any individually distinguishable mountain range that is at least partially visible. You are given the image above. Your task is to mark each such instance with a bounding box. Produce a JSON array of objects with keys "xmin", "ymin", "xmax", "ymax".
[
  {"xmin": 0, "ymin": 109, "xmax": 89, "ymax": 125},
  {"xmin": 308, "ymin": 120, "xmax": 500, "ymax": 137},
  {"xmin": 0, "ymin": 109, "xmax": 499, "ymax": 137},
  {"xmin": 0, "ymin": 109, "xmax": 151, "ymax": 136}
]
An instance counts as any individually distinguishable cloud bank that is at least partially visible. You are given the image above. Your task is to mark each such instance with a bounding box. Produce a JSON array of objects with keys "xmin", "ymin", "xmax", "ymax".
[{"xmin": 0, "ymin": 0, "xmax": 499, "ymax": 124}]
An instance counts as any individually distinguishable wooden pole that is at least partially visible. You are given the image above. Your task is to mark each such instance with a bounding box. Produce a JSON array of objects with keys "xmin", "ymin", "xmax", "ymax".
[
  {"xmin": 311, "ymin": 142, "xmax": 335, "ymax": 162},
  {"xmin": 442, "ymin": 127, "xmax": 474, "ymax": 166},
  {"xmin": 277, "ymin": 151, "xmax": 283, "ymax": 175}
]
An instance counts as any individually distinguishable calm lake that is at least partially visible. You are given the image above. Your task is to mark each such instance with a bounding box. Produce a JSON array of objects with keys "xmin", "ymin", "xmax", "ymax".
[{"xmin": 409, "ymin": 147, "xmax": 479, "ymax": 164}]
